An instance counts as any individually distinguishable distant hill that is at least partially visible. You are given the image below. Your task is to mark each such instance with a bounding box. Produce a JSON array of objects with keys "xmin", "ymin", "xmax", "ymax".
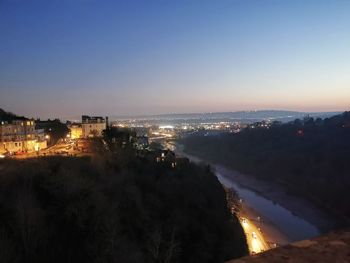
[
  {"xmin": 108, "ymin": 110, "xmax": 341, "ymax": 124},
  {"xmin": 148, "ymin": 110, "xmax": 340, "ymax": 121}
]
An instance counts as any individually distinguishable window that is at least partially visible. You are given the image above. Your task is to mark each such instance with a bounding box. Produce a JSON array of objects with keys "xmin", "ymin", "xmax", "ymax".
[{"xmin": 15, "ymin": 143, "xmax": 17, "ymax": 147}]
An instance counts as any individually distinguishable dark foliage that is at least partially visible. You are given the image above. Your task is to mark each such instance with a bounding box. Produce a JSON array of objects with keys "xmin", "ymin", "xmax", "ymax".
[
  {"xmin": 103, "ymin": 127, "xmax": 136, "ymax": 149},
  {"xmin": 0, "ymin": 153, "xmax": 247, "ymax": 263},
  {"xmin": 181, "ymin": 112, "xmax": 350, "ymax": 221},
  {"xmin": 0, "ymin": 108, "xmax": 27, "ymax": 122},
  {"xmin": 35, "ymin": 119, "xmax": 69, "ymax": 145}
]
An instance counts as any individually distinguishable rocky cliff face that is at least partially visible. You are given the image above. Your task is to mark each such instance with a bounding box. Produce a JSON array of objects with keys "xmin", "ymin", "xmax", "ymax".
[{"xmin": 228, "ymin": 230, "xmax": 350, "ymax": 263}]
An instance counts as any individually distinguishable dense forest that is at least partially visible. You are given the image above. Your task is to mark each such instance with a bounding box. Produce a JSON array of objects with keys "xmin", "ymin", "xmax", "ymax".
[
  {"xmin": 181, "ymin": 112, "xmax": 350, "ymax": 221},
  {"xmin": 0, "ymin": 148, "xmax": 247, "ymax": 262}
]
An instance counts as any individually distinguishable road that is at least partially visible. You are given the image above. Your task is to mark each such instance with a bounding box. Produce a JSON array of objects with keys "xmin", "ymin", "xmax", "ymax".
[{"xmin": 239, "ymin": 214, "xmax": 270, "ymax": 254}]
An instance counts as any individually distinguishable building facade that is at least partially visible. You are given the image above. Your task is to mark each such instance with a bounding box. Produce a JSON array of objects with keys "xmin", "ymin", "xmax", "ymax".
[
  {"xmin": 0, "ymin": 119, "xmax": 47, "ymax": 154},
  {"xmin": 69, "ymin": 123, "xmax": 83, "ymax": 139},
  {"xmin": 81, "ymin": 115, "xmax": 107, "ymax": 138}
]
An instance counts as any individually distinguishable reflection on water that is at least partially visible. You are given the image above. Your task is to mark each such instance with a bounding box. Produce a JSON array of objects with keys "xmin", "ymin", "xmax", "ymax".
[{"xmin": 216, "ymin": 172, "xmax": 320, "ymax": 241}]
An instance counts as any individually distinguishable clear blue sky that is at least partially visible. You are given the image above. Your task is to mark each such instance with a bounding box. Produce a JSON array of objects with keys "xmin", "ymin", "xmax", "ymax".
[{"xmin": 1, "ymin": 0, "xmax": 349, "ymax": 118}]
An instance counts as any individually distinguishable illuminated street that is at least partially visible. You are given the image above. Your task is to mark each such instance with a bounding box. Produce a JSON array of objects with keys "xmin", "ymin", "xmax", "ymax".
[{"xmin": 240, "ymin": 215, "xmax": 270, "ymax": 254}]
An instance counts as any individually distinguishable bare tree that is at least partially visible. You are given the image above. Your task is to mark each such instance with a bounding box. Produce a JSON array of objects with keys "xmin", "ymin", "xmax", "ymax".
[{"xmin": 147, "ymin": 226, "xmax": 180, "ymax": 263}]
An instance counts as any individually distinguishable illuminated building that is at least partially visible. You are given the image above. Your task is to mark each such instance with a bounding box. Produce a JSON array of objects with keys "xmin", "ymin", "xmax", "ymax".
[
  {"xmin": 69, "ymin": 123, "xmax": 83, "ymax": 139},
  {"xmin": 82, "ymin": 115, "xmax": 107, "ymax": 138},
  {"xmin": 0, "ymin": 119, "xmax": 47, "ymax": 154}
]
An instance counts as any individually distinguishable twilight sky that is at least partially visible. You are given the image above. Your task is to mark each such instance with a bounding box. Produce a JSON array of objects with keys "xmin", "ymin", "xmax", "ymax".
[{"xmin": 0, "ymin": 0, "xmax": 349, "ymax": 118}]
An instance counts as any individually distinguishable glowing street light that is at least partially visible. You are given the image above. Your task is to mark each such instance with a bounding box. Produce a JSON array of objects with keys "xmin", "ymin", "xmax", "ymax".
[{"xmin": 241, "ymin": 218, "xmax": 249, "ymax": 228}]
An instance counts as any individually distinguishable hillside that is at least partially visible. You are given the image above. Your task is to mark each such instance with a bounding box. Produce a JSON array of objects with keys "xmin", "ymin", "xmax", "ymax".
[
  {"xmin": 181, "ymin": 112, "xmax": 350, "ymax": 221},
  {"xmin": 0, "ymin": 150, "xmax": 248, "ymax": 263}
]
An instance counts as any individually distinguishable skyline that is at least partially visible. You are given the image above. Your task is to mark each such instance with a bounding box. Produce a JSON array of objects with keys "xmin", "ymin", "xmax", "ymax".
[{"xmin": 1, "ymin": 0, "xmax": 350, "ymax": 118}]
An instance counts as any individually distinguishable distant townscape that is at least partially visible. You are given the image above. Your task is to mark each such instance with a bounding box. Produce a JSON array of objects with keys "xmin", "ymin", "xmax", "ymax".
[{"xmin": 0, "ymin": 108, "xmax": 341, "ymax": 158}]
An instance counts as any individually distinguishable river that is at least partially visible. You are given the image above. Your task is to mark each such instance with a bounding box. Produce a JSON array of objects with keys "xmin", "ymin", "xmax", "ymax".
[
  {"xmin": 165, "ymin": 141, "xmax": 333, "ymax": 246},
  {"xmin": 215, "ymin": 168, "xmax": 319, "ymax": 242}
]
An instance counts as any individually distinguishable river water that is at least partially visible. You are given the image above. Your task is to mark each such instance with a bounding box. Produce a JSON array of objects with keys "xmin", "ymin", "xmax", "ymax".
[
  {"xmin": 216, "ymin": 171, "xmax": 320, "ymax": 242},
  {"xmin": 169, "ymin": 142, "xmax": 321, "ymax": 243}
]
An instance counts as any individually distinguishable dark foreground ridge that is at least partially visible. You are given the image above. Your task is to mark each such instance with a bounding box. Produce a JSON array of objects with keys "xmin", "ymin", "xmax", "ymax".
[{"xmin": 0, "ymin": 148, "xmax": 248, "ymax": 263}]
